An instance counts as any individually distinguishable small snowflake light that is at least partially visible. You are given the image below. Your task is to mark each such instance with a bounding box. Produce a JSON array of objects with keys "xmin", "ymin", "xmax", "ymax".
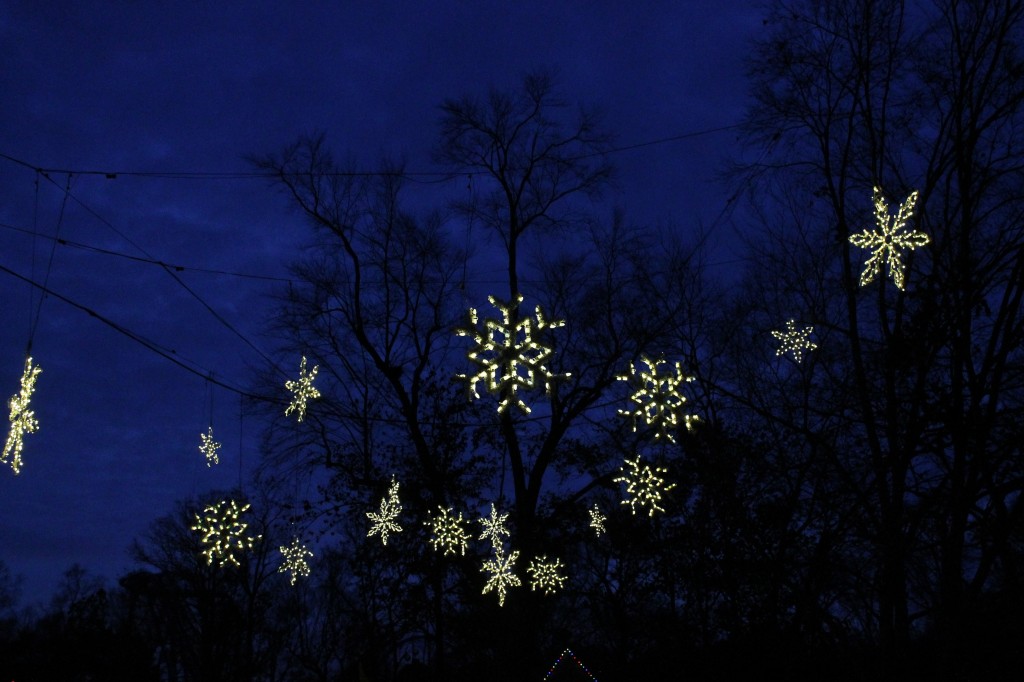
[
  {"xmin": 199, "ymin": 426, "xmax": 221, "ymax": 467},
  {"xmin": 285, "ymin": 356, "xmax": 320, "ymax": 422},
  {"xmin": 849, "ymin": 186, "xmax": 929, "ymax": 290},
  {"xmin": 588, "ymin": 504, "xmax": 607, "ymax": 536},
  {"xmin": 478, "ymin": 502, "xmax": 511, "ymax": 548},
  {"xmin": 617, "ymin": 355, "xmax": 698, "ymax": 442},
  {"xmin": 772, "ymin": 319, "xmax": 818, "ymax": 363},
  {"xmin": 425, "ymin": 506, "xmax": 470, "ymax": 556},
  {"xmin": 2, "ymin": 357, "xmax": 41, "ymax": 475},
  {"xmin": 455, "ymin": 294, "xmax": 569, "ymax": 414},
  {"xmin": 278, "ymin": 536, "xmax": 314, "ymax": 585},
  {"xmin": 481, "ymin": 546, "xmax": 522, "ymax": 606},
  {"xmin": 613, "ymin": 455, "xmax": 677, "ymax": 517},
  {"xmin": 527, "ymin": 555, "xmax": 567, "ymax": 595},
  {"xmin": 191, "ymin": 499, "xmax": 261, "ymax": 568},
  {"xmin": 367, "ymin": 476, "xmax": 402, "ymax": 545}
]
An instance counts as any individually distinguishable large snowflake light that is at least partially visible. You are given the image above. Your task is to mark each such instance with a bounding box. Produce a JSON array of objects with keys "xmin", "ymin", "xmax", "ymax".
[
  {"xmin": 849, "ymin": 186, "xmax": 929, "ymax": 290},
  {"xmin": 278, "ymin": 537, "xmax": 314, "ymax": 585},
  {"xmin": 191, "ymin": 499, "xmax": 261, "ymax": 568},
  {"xmin": 478, "ymin": 502, "xmax": 511, "ymax": 548},
  {"xmin": 772, "ymin": 319, "xmax": 818, "ymax": 364},
  {"xmin": 527, "ymin": 555, "xmax": 567, "ymax": 595},
  {"xmin": 2, "ymin": 357, "xmax": 41, "ymax": 475},
  {"xmin": 617, "ymin": 355, "xmax": 698, "ymax": 442},
  {"xmin": 284, "ymin": 356, "xmax": 320, "ymax": 422},
  {"xmin": 481, "ymin": 546, "xmax": 522, "ymax": 606},
  {"xmin": 367, "ymin": 476, "xmax": 403, "ymax": 545},
  {"xmin": 199, "ymin": 426, "xmax": 221, "ymax": 467},
  {"xmin": 455, "ymin": 294, "xmax": 568, "ymax": 414},
  {"xmin": 425, "ymin": 506, "xmax": 470, "ymax": 556},
  {"xmin": 613, "ymin": 455, "xmax": 677, "ymax": 517},
  {"xmin": 588, "ymin": 504, "xmax": 607, "ymax": 536}
]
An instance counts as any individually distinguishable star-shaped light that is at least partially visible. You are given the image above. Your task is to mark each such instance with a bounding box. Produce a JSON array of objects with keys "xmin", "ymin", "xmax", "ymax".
[
  {"xmin": 3, "ymin": 357, "xmax": 41, "ymax": 475},
  {"xmin": 285, "ymin": 356, "xmax": 320, "ymax": 422},
  {"xmin": 367, "ymin": 476, "xmax": 402, "ymax": 545},
  {"xmin": 527, "ymin": 555, "xmax": 566, "ymax": 595},
  {"xmin": 617, "ymin": 355, "xmax": 698, "ymax": 442},
  {"xmin": 455, "ymin": 294, "xmax": 569, "ymax": 414},
  {"xmin": 425, "ymin": 506, "xmax": 470, "ymax": 556},
  {"xmin": 199, "ymin": 426, "xmax": 221, "ymax": 467},
  {"xmin": 278, "ymin": 536, "xmax": 314, "ymax": 585},
  {"xmin": 478, "ymin": 502, "xmax": 511, "ymax": 548},
  {"xmin": 481, "ymin": 546, "xmax": 522, "ymax": 606},
  {"xmin": 191, "ymin": 499, "xmax": 261, "ymax": 567},
  {"xmin": 849, "ymin": 186, "xmax": 929, "ymax": 290},
  {"xmin": 771, "ymin": 319, "xmax": 818, "ymax": 363},
  {"xmin": 613, "ymin": 455, "xmax": 677, "ymax": 517},
  {"xmin": 588, "ymin": 504, "xmax": 607, "ymax": 536}
]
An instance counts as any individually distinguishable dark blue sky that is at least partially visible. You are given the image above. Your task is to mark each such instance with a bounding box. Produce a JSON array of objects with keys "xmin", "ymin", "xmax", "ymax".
[{"xmin": 0, "ymin": 1, "xmax": 761, "ymax": 603}]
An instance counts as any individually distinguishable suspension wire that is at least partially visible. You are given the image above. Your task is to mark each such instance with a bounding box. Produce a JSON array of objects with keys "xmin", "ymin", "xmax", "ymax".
[
  {"xmin": 27, "ymin": 173, "xmax": 72, "ymax": 356},
  {"xmin": 28, "ymin": 172, "xmax": 40, "ymax": 343},
  {"xmin": 29, "ymin": 169, "xmax": 287, "ymax": 379},
  {"xmin": 238, "ymin": 393, "xmax": 245, "ymax": 491}
]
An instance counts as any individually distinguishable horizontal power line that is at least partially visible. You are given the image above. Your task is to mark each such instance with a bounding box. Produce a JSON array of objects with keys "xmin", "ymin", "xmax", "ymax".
[{"xmin": 0, "ymin": 122, "xmax": 741, "ymax": 180}]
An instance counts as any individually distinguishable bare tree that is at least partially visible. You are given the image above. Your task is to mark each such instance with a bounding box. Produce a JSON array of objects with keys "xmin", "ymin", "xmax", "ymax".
[{"xmin": 733, "ymin": 0, "xmax": 1024, "ymax": 675}]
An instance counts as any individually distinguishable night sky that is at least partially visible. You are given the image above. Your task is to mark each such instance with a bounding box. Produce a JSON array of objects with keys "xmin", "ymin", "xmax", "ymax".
[{"xmin": 0, "ymin": 2, "xmax": 761, "ymax": 604}]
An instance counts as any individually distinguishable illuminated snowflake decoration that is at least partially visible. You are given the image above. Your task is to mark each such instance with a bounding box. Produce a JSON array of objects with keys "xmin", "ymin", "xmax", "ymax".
[
  {"xmin": 849, "ymin": 186, "xmax": 929, "ymax": 290},
  {"xmin": 199, "ymin": 426, "xmax": 221, "ymax": 467},
  {"xmin": 588, "ymin": 504, "xmax": 607, "ymax": 536},
  {"xmin": 478, "ymin": 502, "xmax": 511, "ymax": 548},
  {"xmin": 527, "ymin": 555, "xmax": 567, "ymax": 595},
  {"xmin": 425, "ymin": 506, "xmax": 470, "ymax": 556},
  {"xmin": 481, "ymin": 546, "xmax": 522, "ymax": 606},
  {"xmin": 367, "ymin": 476, "xmax": 402, "ymax": 545},
  {"xmin": 771, "ymin": 319, "xmax": 818, "ymax": 364},
  {"xmin": 2, "ymin": 357, "xmax": 41, "ymax": 475},
  {"xmin": 191, "ymin": 499, "xmax": 261, "ymax": 568},
  {"xmin": 455, "ymin": 294, "xmax": 569, "ymax": 414},
  {"xmin": 613, "ymin": 455, "xmax": 677, "ymax": 517},
  {"xmin": 284, "ymin": 356, "xmax": 320, "ymax": 422},
  {"xmin": 617, "ymin": 355, "xmax": 698, "ymax": 442},
  {"xmin": 278, "ymin": 536, "xmax": 314, "ymax": 585}
]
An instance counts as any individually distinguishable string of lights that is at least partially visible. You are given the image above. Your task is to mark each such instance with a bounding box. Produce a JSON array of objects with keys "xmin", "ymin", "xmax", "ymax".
[{"xmin": 542, "ymin": 648, "xmax": 598, "ymax": 682}]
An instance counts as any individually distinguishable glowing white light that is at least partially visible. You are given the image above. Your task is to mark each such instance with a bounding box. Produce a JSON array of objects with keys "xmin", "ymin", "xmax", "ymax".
[
  {"xmin": 527, "ymin": 555, "xmax": 566, "ymax": 595},
  {"xmin": 278, "ymin": 536, "xmax": 314, "ymax": 585},
  {"xmin": 481, "ymin": 546, "xmax": 522, "ymax": 606},
  {"xmin": 2, "ymin": 357, "xmax": 41, "ymax": 475},
  {"xmin": 285, "ymin": 356, "xmax": 320, "ymax": 422},
  {"xmin": 588, "ymin": 504, "xmax": 607, "ymax": 536},
  {"xmin": 478, "ymin": 502, "xmax": 511, "ymax": 548},
  {"xmin": 367, "ymin": 476, "xmax": 403, "ymax": 545},
  {"xmin": 425, "ymin": 506, "xmax": 470, "ymax": 556},
  {"xmin": 772, "ymin": 319, "xmax": 818, "ymax": 363},
  {"xmin": 849, "ymin": 186, "xmax": 929, "ymax": 290},
  {"xmin": 191, "ymin": 499, "xmax": 261, "ymax": 567},
  {"xmin": 617, "ymin": 355, "xmax": 698, "ymax": 442},
  {"xmin": 613, "ymin": 455, "xmax": 677, "ymax": 517},
  {"xmin": 199, "ymin": 426, "xmax": 221, "ymax": 467},
  {"xmin": 456, "ymin": 294, "xmax": 569, "ymax": 414}
]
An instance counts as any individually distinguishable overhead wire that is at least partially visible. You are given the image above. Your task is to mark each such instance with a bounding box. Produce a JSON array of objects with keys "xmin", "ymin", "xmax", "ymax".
[
  {"xmin": 26, "ymin": 172, "xmax": 72, "ymax": 356},
  {"xmin": 0, "ymin": 259, "xmax": 276, "ymax": 403},
  {"xmin": 27, "ymin": 169, "xmax": 288, "ymax": 380},
  {"xmin": 0, "ymin": 120, "xmax": 742, "ymax": 429},
  {"xmin": 0, "ymin": 122, "xmax": 742, "ymax": 181}
]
